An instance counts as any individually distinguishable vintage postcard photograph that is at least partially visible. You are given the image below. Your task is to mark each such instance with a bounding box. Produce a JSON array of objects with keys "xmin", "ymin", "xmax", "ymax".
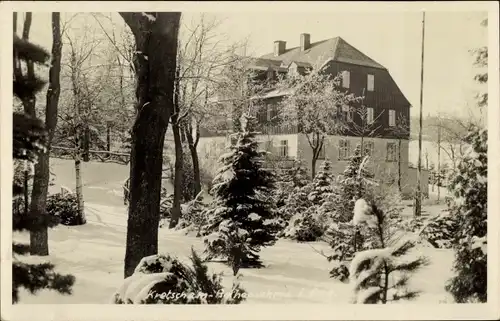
[{"xmin": 1, "ymin": 1, "xmax": 499, "ymax": 320}]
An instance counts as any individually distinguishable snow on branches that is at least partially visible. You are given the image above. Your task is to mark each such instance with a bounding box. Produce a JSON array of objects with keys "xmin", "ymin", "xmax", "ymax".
[
  {"xmin": 445, "ymin": 125, "xmax": 487, "ymax": 303},
  {"xmin": 348, "ymin": 200, "xmax": 428, "ymax": 304},
  {"xmin": 202, "ymin": 114, "xmax": 280, "ymax": 274},
  {"xmin": 112, "ymin": 249, "xmax": 245, "ymax": 304}
]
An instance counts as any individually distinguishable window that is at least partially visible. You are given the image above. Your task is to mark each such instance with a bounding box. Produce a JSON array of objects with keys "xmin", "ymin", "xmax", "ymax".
[
  {"xmin": 279, "ymin": 140, "xmax": 288, "ymax": 158},
  {"xmin": 367, "ymin": 74, "xmax": 375, "ymax": 91},
  {"xmin": 364, "ymin": 141, "xmax": 374, "ymax": 157},
  {"xmin": 389, "ymin": 109, "xmax": 396, "ymax": 127},
  {"xmin": 341, "ymin": 105, "xmax": 353, "ymax": 122},
  {"xmin": 386, "ymin": 142, "xmax": 397, "ymax": 162},
  {"xmin": 367, "ymin": 107, "xmax": 374, "ymax": 125},
  {"xmin": 266, "ymin": 106, "xmax": 272, "ymax": 122},
  {"xmin": 342, "ymin": 70, "xmax": 350, "ymax": 88},
  {"xmin": 338, "ymin": 139, "xmax": 350, "ymax": 160}
]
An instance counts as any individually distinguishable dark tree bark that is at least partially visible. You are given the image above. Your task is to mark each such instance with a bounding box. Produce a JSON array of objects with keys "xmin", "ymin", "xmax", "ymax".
[
  {"xmin": 120, "ymin": 12, "xmax": 181, "ymax": 278},
  {"xmin": 183, "ymin": 120, "xmax": 201, "ymax": 196},
  {"xmin": 82, "ymin": 127, "xmax": 90, "ymax": 162},
  {"xmin": 21, "ymin": 13, "xmax": 36, "ymax": 225},
  {"xmin": 169, "ymin": 66, "xmax": 183, "ymax": 229},
  {"xmin": 30, "ymin": 13, "xmax": 62, "ymax": 256},
  {"xmin": 106, "ymin": 121, "xmax": 111, "ymax": 153},
  {"xmin": 169, "ymin": 120, "xmax": 183, "ymax": 229},
  {"xmin": 309, "ymin": 132, "xmax": 324, "ymax": 179},
  {"xmin": 397, "ymin": 138, "xmax": 402, "ymax": 193}
]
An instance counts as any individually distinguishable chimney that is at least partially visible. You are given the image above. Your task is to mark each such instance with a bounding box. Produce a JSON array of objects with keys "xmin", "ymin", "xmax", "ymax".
[
  {"xmin": 300, "ymin": 33, "xmax": 311, "ymax": 51},
  {"xmin": 274, "ymin": 40, "xmax": 286, "ymax": 56}
]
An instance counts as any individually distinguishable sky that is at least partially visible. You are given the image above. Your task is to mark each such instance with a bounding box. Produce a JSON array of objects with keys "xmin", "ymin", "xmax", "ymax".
[{"xmin": 18, "ymin": 10, "xmax": 488, "ymax": 119}]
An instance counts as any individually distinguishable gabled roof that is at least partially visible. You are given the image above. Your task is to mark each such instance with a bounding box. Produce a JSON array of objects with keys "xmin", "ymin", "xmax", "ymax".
[{"xmin": 259, "ymin": 37, "xmax": 386, "ymax": 70}]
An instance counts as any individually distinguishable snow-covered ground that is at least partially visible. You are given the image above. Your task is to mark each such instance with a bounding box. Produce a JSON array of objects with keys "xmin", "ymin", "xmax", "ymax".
[{"xmin": 14, "ymin": 159, "xmax": 456, "ymax": 304}]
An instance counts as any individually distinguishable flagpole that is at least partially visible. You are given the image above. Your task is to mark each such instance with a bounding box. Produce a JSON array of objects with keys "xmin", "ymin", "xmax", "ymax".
[{"xmin": 414, "ymin": 11, "xmax": 426, "ymax": 216}]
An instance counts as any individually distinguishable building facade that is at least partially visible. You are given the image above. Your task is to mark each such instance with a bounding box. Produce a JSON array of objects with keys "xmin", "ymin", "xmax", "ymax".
[{"xmin": 198, "ymin": 33, "xmax": 428, "ymax": 197}]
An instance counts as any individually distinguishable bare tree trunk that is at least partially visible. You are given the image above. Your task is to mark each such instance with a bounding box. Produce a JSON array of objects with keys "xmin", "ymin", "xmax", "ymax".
[
  {"xmin": 184, "ymin": 122, "xmax": 201, "ymax": 196},
  {"xmin": 23, "ymin": 172, "xmax": 30, "ymax": 217},
  {"xmin": 120, "ymin": 12, "xmax": 181, "ymax": 278},
  {"xmin": 30, "ymin": 13, "xmax": 62, "ymax": 255},
  {"xmin": 106, "ymin": 121, "xmax": 111, "ymax": 157},
  {"xmin": 188, "ymin": 143, "xmax": 201, "ymax": 194},
  {"xmin": 74, "ymin": 155, "xmax": 86, "ymax": 224},
  {"xmin": 71, "ymin": 79, "xmax": 86, "ymax": 224},
  {"xmin": 397, "ymin": 139, "xmax": 402, "ymax": 193},
  {"xmin": 309, "ymin": 133, "xmax": 322, "ymax": 179},
  {"xmin": 83, "ymin": 126, "xmax": 90, "ymax": 162},
  {"xmin": 169, "ymin": 120, "xmax": 183, "ymax": 229},
  {"xmin": 169, "ymin": 64, "xmax": 183, "ymax": 229},
  {"xmin": 437, "ymin": 126, "xmax": 441, "ymax": 202},
  {"xmin": 311, "ymin": 154, "xmax": 317, "ymax": 179}
]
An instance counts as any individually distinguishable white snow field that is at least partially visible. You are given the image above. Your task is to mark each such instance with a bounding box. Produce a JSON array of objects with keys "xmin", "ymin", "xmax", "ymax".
[{"xmin": 14, "ymin": 159, "xmax": 455, "ymax": 304}]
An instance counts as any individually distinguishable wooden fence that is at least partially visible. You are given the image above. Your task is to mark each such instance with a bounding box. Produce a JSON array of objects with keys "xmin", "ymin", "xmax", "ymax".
[{"xmin": 51, "ymin": 146, "xmax": 131, "ymax": 165}]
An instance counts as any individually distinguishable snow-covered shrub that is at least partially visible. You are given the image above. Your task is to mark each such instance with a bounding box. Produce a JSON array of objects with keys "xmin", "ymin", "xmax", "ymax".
[
  {"xmin": 112, "ymin": 249, "xmax": 245, "ymax": 304},
  {"xmin": 349, "ymin": 201, "xmax": 428, "ymax": 304},
  {"xmin": 276, "ymin": 183, "xmax": 314, "ymax": 231},
  {"xmin": 199, "ymin": 163, "xmax": 214, "ymax": 192},
  {"xmin": 419, "ymin": 212, "xmax": 458, "ymax": 249},
  {"xmin": 158, "ymin": 191, "xmax": 174, "ymax": 227},
  {"xmin": 273, "ymin": 159, "xmax": 310, "ymax": 224},
  {"xmin": 46, "ymin": 192, "xmax": 83, "ymax": 226},
  {"xmin": 281, "ymin": 161, "xmax": 335, "ymax": 241},
  {"xmin": 329, "ymin": 145, "xmax": 377, "ymax": 222},
  {"xmin": 324, "ymin": 222, "xmax": 365, "ymax": 282},
  {"xmin": 203, "ymin": 114, "xmax": 280, "ymax": 274},
  {"xmin": 283, "ymin": 207, "xmax": 325, "ymax": 242},
  {"xmin": 175, "ymin": 192, "xmax": 208, "ymax": 236},
  {"xmin": 445, "ymin": 126, "xmax": 487, "ymax": 303},
  {"xmin": 308, "ymin": 160, "xmax": 335, "ymax": 203}
]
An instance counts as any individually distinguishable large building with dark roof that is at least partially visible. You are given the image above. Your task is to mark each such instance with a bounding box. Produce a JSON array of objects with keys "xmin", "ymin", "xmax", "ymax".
[{"xmin": 197, "ymin": 33, "xmax": 426, "ymax": 197}]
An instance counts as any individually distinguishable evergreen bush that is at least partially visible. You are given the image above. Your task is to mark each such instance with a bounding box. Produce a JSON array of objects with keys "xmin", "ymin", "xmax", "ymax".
[
  {"xmin": 445, "ymin": 126, "xmax": 487, "ymax": 303},
  {"xmin": 46, "ymin": 193, "xmax": 83, "ymax": 226}
]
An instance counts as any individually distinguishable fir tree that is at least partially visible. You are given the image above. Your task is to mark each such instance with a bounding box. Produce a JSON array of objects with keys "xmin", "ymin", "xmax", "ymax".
[
  {"xmin": 283, "ymin": 160, "xmax": 335, "ymax": 242},
  {"xmin": 288, "ymin": 158, "xmax": 310, "ymax": 189},
  {"xmin": 308, "ymin": 160, "xmax": 335, "ymax": 204},
  {"xmin": 12, "ymin": 33, "xmax": 74, "ymax": 303},
  {"xmin": 274, "ymin": 158, "xmax": 310, "ymax": 207},
  {"xmin": 445, "ymin": 126, "xmax": 487, "ymax": 303},
  {"xmin": 333, "ymin": 144, "xmax": 375, "ymax": 222},
  {"xmin": 203, "ymin": 114, "xmax": 280, "ymax": 275},
  {"xmin": 349, "ymin": 200, "xmax": 428, "ymax": 304}
]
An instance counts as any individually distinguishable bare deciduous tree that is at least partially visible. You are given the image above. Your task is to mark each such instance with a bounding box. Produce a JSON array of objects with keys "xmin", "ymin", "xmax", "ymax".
[
  {"xmin": 29, "ymin": 13, "xmax": 63, "ymax": 255},
  {"xmin": 276, "ymin": 64, "xmax": 360, "ymax": 178},
  {"xmin": 168, "ymin": 15, "xmax": 249, "ymax": 228}
]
